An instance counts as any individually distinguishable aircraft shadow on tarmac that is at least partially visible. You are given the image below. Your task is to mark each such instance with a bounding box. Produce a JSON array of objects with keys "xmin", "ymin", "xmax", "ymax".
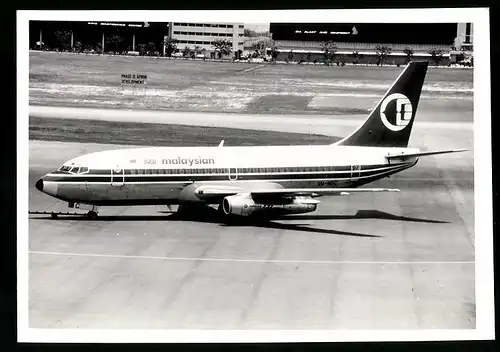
[{"xmin": 30, "ymin": 208, "xmax": 448, "ymax": 238}]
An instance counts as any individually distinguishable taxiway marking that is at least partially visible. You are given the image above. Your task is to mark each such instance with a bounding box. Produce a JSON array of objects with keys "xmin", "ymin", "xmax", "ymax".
[{"xmin": 29, "ymin": 250, "xmax": 474, "ymax": 265}]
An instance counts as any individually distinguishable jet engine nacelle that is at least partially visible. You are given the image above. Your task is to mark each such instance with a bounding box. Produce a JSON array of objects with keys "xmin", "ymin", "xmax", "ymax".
[{"xmin": 222, "ymin": 194, "xmax": 318, "ymax": 217}]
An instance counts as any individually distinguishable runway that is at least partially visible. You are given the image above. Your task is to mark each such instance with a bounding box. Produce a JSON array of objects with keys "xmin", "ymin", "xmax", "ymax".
[{"xmin": 28, "ymin": 107, "xmax": 475, "ymax": 329}]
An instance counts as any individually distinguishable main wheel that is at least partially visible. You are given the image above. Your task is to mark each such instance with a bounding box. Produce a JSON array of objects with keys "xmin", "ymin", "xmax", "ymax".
[{"xmin": 87, "ymin": 211, "xmax": 98, "ymax": 219}]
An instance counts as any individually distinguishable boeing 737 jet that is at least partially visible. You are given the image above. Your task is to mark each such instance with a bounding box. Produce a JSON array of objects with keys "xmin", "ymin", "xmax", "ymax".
[{"xmin": 35, "ymin": 61, "xmax": 466, "ymax": 219}]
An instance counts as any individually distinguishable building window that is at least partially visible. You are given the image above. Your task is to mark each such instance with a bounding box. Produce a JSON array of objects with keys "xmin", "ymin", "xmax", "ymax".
[
  {"xmin": 239, "ymin": 25, "xmax": 244, "ymax": 28},
  {"xmin": 465, "ymin": 23, "xmax": 472, "ymax": 43}
]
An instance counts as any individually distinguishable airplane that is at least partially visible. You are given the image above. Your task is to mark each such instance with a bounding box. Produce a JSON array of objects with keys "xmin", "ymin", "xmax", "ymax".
[{"xmin": 35, "ymin": 61, "xmax": 467, "ymax": 220}]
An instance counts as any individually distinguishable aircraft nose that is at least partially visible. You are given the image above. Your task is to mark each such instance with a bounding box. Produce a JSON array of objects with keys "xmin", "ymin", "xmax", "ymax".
[{"xmin": 35, "ymin": 179, "xmax": 43, "ymax": 192}]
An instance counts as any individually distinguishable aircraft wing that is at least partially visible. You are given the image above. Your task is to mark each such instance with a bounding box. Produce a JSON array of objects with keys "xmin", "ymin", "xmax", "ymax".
[
  {"xmin": 385, "ymin": 148, "xmax": 468, "ymax": 160},
  {"xmin": 195, "ymin": 186, "xmax": 400, "ymax": 199}
]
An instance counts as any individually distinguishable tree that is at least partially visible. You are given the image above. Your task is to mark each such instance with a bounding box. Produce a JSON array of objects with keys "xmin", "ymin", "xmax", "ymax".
[
  {"xmin": 352, "ymin": 51, "xmax": 360, "ymax": 64},
  {"xmin": 403, "ymin": 47, "xmax": 414, "ymax": 64},
  {"xmin": 375, "ymin": 45, "xmax": 392, "ymax": 65},
  {"xmin": 429, "ymin": 49, "xmax": 444, "ymax": 66},
  {"xmin": 212, "ymin": 39, "xmax": 233, "ymax": 59},
  {"xmin": 137, "ymin": 44, "xmax": 146, "ymax": 56},
  {"xmin": 54, "ymin": 29, "xmax": 72, "ymax": 51},
  {"xmin": 234, "ymin": 49, "xmax": 243, "ymax": 60},
  {"xmin": 105, "ymin": 34, "xmax": 125, "ymax": 54},
  {"xmin": 244, "ymin": 28, "xmax": 258, "ymax": 37},
  {"xmin": 321, "ymin": 40, "xmax": 337, "ymax": 65},
  {"xmin": 95, "ymin": 41, "xmax": 103, "ymax": 54},
  {"xmin": 269, "ymin": 42, "xmax": 279, "ymax": 63},
  {"xmin": 182, "ymin": 46, "xmax": 193, "ymax": 58},
  {"xmin": 145, "ymin": 41, "xmax": 156, "ymax": 55},
  {"xmin": 194, "ymin": 46, "xmax": 203, "ymax": 56},
  {"xmin": 163, "ymin": 38, "xmax": 178, "ymax": 57},
  {"xmin": 73, "ymin": 41, "xmax": 83, "ymax": 53},
  {"xmin": 251, "ymin": 40, "xmax": 267, "ymax": 58}
]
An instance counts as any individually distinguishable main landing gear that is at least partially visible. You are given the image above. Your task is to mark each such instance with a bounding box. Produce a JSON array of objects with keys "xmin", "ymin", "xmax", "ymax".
[{"xmin": 86, "ymin": 210, "xmax": 99, "ymax": 219}]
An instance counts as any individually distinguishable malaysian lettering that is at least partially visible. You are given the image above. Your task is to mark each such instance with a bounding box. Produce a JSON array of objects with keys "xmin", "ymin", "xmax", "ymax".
[{"xmin": 162, "ymin": 157, "xmax": 215, "ymax": 166}]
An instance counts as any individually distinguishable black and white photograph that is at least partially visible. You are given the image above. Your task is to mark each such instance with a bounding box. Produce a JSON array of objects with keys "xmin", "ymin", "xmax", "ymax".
[{"xmin": 18, "ymin": 9, "xmax": 493, "ymax": 343}]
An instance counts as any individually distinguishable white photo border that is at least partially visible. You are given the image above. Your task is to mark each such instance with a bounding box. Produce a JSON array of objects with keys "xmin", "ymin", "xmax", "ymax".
[{"xmin": 17, "ymin": 8, "xmax": 493, "ymax": 343}]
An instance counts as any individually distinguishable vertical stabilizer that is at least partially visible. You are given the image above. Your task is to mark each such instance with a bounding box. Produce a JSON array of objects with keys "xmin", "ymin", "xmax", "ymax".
[{"xmin": 334, "ymin": 61, "xmax": 429, "ymax": 147}]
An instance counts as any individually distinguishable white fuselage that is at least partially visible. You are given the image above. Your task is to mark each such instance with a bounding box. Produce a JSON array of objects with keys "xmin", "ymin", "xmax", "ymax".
[{"xmin": 39, "ymin": 145, "xmax": 419, "ymax": 206}]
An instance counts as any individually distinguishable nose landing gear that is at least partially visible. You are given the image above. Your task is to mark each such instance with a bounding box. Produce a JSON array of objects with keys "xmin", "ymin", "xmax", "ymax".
[{"xmin": 71, "ymin": 202, "xmax": 100, "ymax": 219}]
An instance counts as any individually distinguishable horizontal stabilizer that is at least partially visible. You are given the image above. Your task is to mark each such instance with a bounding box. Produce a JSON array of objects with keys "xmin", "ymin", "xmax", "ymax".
[{"xmin": 385, "ymin": 148, "xmax": 468, "ymax": 160}]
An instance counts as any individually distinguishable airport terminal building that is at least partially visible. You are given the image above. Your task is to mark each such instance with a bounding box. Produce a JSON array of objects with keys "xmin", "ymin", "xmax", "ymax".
[
  {"xmin": 171, "ymin": 22, "xmax": 245, "ymax": 55},
  {"xmin": 29, "ymin": 20, "xmax": 244, "ymax": 57},
  {"xmin": 267, "ymin": 23, "xmax": 470, "ymax": 65},
  {"xmin": 29, "ymin": 21, "xmax": 169, "ymax": 54}
]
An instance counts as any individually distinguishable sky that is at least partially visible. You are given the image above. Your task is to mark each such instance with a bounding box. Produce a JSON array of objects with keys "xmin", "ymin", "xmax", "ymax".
[{"xmin": 244, "ymin": 23, "xmax": 270, "ymax": 32}]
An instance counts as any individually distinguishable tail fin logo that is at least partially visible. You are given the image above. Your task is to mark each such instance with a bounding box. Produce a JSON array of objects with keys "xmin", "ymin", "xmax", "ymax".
[{"xmin": 380, "ymin": 93, "xmax": 413, "ymax": 131}]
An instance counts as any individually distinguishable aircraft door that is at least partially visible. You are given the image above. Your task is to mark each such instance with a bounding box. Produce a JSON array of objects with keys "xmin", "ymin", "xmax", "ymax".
[
  {"xmin": 111, "ymin": 168, "xmax": 125, "ymax": 187},
  {"xmin": 350, "ymin": 165, "xmax": 361, "ymax": 181},
  {"xmin": 228, "ymin": 167, "xmax": 238, "ymax": 181}
]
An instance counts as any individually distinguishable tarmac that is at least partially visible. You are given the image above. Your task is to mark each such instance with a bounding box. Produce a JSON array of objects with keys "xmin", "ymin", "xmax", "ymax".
[{"xmin": 27, "ymin": 102, "xmax": 475, "ymax": 330}]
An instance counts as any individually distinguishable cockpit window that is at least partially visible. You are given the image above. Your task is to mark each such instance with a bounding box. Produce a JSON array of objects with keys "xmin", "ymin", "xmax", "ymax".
[{"xmin": 58, "ymin": 165, "xmax": 89, "ymax": 174}]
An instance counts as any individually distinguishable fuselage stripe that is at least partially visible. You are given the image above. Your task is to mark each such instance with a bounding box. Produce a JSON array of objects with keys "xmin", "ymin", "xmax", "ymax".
[
  {"xmin": 43, "ymin": 163, "xmax": 413, "ymax": 185},
  {"xmin": 45, "ymin": 163, "xmax": 411, "ymax": 182}
]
